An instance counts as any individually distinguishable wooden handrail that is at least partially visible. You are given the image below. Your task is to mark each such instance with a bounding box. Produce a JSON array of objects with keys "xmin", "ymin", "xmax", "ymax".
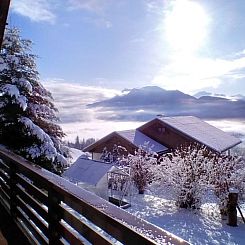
[
  {"xmin": 0, "ymin": 147, "xmax": 189, "ymax": 244},
  {"xmin": 0, "ymin": 0, "xmax": 10, "ymax": 48}
]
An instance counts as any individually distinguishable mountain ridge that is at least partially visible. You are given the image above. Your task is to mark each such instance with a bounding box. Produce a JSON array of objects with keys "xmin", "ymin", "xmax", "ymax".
[{"xmin": 87, "ymin": 86, "xmax": 245, "ymax": 121}]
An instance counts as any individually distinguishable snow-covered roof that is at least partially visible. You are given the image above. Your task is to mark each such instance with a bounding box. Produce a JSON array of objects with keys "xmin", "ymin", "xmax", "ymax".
[
  {"xmin": 63, "ymin": 158, "xmax": 112, "ymax": 185},
  {"xmin": 158, "ymin": 116, "xmax": 241, "ymax": 153},
  {"xmin": 117, "ymin": 129, "xmax": 168, "ymax": 153},
  {"xmin": 68, "ymin": 147, "xmax": 89, "ymax": 164}
]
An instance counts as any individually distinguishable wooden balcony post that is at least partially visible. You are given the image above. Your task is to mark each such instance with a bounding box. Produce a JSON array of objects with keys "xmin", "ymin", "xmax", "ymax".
[
  {"xmin": 227, "ymin": 188, "xmax": 238, "ymax": 227},
  {"xmin": 0, "ymin": 0, "xmax": 11, "ymax": 48},
  {"xmin": 9, "ymin": 163, "xmax": 17, "ymax": 218},
  {"xmin": 48, "ymin": 188, "xmax": 62, "ymax": 243}
]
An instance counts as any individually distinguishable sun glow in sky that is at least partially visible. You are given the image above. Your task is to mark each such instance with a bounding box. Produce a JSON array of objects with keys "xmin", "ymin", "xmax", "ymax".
[
  {"xmin": 151, "ymin": 0, "xmax": 245, "ymax": 93},
  {"xmin": 151, "ymin": 0, "xmax": 216, "ymax": 92},
  {"xmin": 10, "ymin": 0, "xmax": 245, "ymax": 95},
  {"xmin": 165, "ymin": 0, "xmax": 210, "ymax": 55}
]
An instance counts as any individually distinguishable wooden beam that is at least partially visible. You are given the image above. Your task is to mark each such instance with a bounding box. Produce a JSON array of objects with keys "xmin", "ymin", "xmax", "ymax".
[{"xmin": 0, "ymin": 0, "xmax": 11, "ymax": 48}]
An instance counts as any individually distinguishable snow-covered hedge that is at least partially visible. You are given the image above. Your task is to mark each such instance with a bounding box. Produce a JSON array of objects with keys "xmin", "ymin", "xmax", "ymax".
[{"xmin": 154, "ymin": 143, "xmax": 245, "ymax": 212}]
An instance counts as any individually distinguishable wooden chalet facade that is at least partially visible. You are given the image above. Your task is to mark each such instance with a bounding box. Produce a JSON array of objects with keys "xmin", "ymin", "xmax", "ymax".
[
  {"xmin": 85, "ymin": 131, "xmax": 138, "ymax": 160},
  {"xmin": 84, "ymin": 129, "xmax": 168, "ymax": 160},
  {"xmin": 138, "ymin": 118, "xmax": 194, "ymax": 149},
  {"xmin": 84, "ymin": 116, "xmax": 242, "ymax": 160}
]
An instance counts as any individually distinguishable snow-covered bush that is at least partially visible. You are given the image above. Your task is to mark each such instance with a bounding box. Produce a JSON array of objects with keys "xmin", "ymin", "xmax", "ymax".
[
  {"xmin": 155, "ymin": 143, "xmax": 245, "ymax": 212},
  {"xmin": 101, "ymin": 143, "xmax": 158, "ymax": 194},
  {"xmin": 157, "ymin": 144, "xmax": 212, "ymax": 209},
  {"xmin": 100, "ymin": 147, "xmax": 110, "ymax": 162},
  {"xmin": 0, "ymin": 28, "xmax": 68, "ymax": 174},
  {"xmin": 209, "ymin": 154, "xmax": 245, "ymax": 215},
  {"xmin": 100, "ymin": 144, "xmax": 127, "ymax": 164},
  {"xmin": 127, "ymin": 145, "xmax": 157, "ymax": 194}
]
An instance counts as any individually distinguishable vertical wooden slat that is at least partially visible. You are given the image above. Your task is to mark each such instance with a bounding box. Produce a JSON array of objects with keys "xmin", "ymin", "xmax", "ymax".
[
  {"xmin": 9, "ymin": 162, "xmax": 18, "ymax": 218},
  {"xmin": 48, "ymin": 188, "xmax": 62, "ymax": 244}
]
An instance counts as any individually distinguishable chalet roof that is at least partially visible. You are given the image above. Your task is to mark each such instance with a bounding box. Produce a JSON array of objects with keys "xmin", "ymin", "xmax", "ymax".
[
  {"xmin": 63, "ymin": 157, "xmax": 112, "ymax": 185},
  {"xmin": 83, "ymin": 129, "xmax": 168, "ymax": 153},
  {"xmin": 84, "ymin": 116, "xmax": 241, "ymax": 154},
  {"xmin": 83, "ymin": 131, "xmax": 128, "ymax": 152},
  {"xmin": 155, "ymin": 116, "xmax": 241, "ymax": 153},
  {"xmin": 117, "ymin": 129, "xmax": 168, "ymax": 153}
]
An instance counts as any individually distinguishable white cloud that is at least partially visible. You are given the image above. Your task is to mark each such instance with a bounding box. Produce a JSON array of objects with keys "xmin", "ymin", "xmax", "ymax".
[
  {"xmin": 151, "ymin": 53, "xmax": 245, "ymax": 93},
  {"xmin": 43, "ymin": 79, "xmax": 120, "ymax": 123},
  {"xmin": 11, "ymin": 0, "xmax": 112, "ymax": 26},
  {"xmin": 145, "ymin": 0, "xmax": 164, "ymax": 14},
  {"xmin": 68, "ymin": 0, "xmax": 110, "ymax": 13},
  {"xmin": 11, "ymin": 0, "xmax": 56, "ymax": 24},
  {"xmin": 60, "ymin": 120, "xmax": 142, "ymax": 141},
  {"xmin": 207, "ymin": 120, "xmax": 245, "ymax": 136},
  {"xmin": 43, "ymin": 79, "xmax": 141, "ymax": 140},
  {"xmin": 43, "ymin": 79, "xmax": 119, "ymax": 105},
  {"xmin": 67, "ymin": 0, "xmax": 112, "ymax": 28},
  {"xmin": 235, "ymin": 49, "xmax": 245, "ymax": 57}
]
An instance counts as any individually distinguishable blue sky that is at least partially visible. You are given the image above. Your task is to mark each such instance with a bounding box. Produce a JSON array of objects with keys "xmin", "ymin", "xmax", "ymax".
[{"xmin": 9, "ymin": 0, "xmax": 245, "ymax": 95}]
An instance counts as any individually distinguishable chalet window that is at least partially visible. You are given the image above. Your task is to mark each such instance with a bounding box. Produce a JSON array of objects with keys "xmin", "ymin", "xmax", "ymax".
[{"xmin": 158, "ymin": 127, "xmax": 165, "ymax": 133}]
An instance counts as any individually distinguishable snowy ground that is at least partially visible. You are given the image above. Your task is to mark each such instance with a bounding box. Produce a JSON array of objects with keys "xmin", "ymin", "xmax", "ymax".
[
  {"xmin": 126, "ymin": 185, "xmax": 245, "ymax": 245},
  {"xmin": 66, "ymin": 148, "xmax": 245, "ymax": 244}
]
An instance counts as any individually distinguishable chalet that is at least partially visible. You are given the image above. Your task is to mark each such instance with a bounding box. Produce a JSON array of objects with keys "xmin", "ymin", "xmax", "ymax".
[
  {"xmin": 84, "ymin": 116, "xmax": 241, "ymax": 160},
  {"xmin": 83, "ymin": 129, "xmax": 168, "ymax": 160}
]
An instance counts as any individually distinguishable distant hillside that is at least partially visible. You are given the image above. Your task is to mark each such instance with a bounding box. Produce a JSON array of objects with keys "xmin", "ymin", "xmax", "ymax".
[
  {"xmin": 89, "ymin": 86, "xmax": 195, "ymax": 107},
  {"xmin": 87, "ymin": 86, "xmax": 245, "ymax": 121},
  {"xmin": 194, "ymin": 91, "xmax": 245, "ymax": 101}
]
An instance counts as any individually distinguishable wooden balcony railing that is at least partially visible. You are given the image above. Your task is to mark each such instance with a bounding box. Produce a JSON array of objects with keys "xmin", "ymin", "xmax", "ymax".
[{"xmin": 0, "ymin": 147, "xmax": 189, "ymax": 245}]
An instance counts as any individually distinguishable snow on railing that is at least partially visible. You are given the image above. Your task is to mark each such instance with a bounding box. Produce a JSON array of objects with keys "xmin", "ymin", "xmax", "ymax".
[{"xmin": 0, "ymin": 147, "xmax": 189, "ymax": 244}]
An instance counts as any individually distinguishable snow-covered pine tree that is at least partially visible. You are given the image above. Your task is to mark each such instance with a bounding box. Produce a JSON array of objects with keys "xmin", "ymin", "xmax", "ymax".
[
  {"xmin": 74, "ymin": 136, "xmax": 80, "ymax": 149},
  {"xmin": 0, "ymin": 27, "xmax": 68, "ymax": 174}
]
